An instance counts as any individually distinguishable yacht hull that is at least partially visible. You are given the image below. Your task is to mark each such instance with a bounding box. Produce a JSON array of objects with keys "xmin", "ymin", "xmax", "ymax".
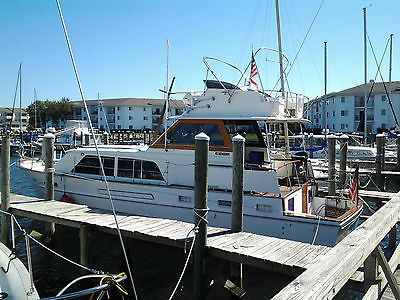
[{"xmin": 21, "ymin": 163, "xmax": 361, "ymax": 247}]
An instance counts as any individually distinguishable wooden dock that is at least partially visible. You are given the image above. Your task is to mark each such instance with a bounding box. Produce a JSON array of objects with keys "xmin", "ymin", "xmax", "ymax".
[{"xmin": 8, "ymin": 193, "xmax": 330, "ymax": 276}]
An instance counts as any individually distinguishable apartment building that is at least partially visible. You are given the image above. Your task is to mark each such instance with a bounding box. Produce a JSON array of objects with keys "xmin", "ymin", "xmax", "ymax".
[
  {"xmin": 0, "ymin": 107, "xmax": 29, "ymax": 131},
  {"xmin": 305, "ymin": 81, "xmax": 400, "ymax": 133},
  {"xmin": 70, "ymin": 98, "xmax": 186, "ymax": 130}
]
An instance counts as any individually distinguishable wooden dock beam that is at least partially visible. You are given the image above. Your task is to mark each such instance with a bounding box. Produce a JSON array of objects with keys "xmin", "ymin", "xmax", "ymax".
[
  {"xmin": 1, "ymin": 136, "xmax": 10, "ymax": 247},
  {"xmin": 193, "ymin": 132, "xmax": 209, "ymax": 300}
]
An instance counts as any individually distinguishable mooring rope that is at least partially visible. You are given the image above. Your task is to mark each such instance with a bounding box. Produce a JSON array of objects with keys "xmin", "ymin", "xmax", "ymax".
[
  {"xmin": 55, "ymin": 1, "xmax": 138, "ymax": 298},
  {"xmin": 168, "ymin": 208, "xmax": 209, "ymax": 300}
]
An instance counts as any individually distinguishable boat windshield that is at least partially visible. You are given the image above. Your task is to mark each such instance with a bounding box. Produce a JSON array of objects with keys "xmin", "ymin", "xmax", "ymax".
[
  {"xmin": 224, "ymin": 120, "xmax": 266, "ymax": 148},
  {"xmin": 167, "ymin": 122, "xmax": 225, "ymax": 145}
]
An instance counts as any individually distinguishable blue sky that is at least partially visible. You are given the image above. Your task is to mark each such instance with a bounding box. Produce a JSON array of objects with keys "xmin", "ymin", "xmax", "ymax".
[{"xmin": 0, "ymin": 0, "xmax": 399, "ymax": 108}]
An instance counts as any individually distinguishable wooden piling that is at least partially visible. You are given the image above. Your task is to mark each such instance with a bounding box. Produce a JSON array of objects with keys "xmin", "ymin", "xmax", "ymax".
[
  {"xmin": 389, "ymin": 224, "xmax": 397, "ymax": 250},
  {"xmin": 85, "ymin": 134, "xmax": 90, "ymax": 146},
  {"xmin": 397, "ymin": 135, "xmax": 400, "ymax": 171},
  {"xmin": 193, "ymin": 132, "xmax": 209, "ymax": 300},
  {"xmin": 363, "ymin": 252, "xmax": 378, "ymax": 292},
  {"xmin": 231, "ymin": 135, "xmax": 244, "ymax": 291},
  {"xmin": 103, "ymin": 132, "xmax": 109, "ymax": 145},
  {"xmin": 327, "ymin": 135, "xmax": 336, "ymax": 196},
  {"xmin": 309, "ymin": 133, "xmax": 314, "ymax": 158},
  {"xmin": 43, "ymin": 133, "xmax": 55, "ymax": 237},
  {"xmin": 339, "ymin": 134, "xmax": 348, "ymax": 190},
  {"xmin": 376, "ymin": 133, "xmax": 385, "ymax": 191},
  {"xmin": 1, "ymin": 136, "xmax": 10, "ymax": 246},
  {"xmin": 73, "ymin": 132, "xmax": 77, "ymax": 148},
  {"xmin": 80, "ymin": 224, "xmax": 91, "ymax": 270},
  {"xmin": 80, "ymin": 133, "xmax": 84, "ymax": 145}
]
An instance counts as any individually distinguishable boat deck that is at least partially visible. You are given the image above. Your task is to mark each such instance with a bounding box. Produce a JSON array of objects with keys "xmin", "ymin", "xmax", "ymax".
[{"xmin": 7, "ymin": 193, "xmax": 330, "ymax": 275}]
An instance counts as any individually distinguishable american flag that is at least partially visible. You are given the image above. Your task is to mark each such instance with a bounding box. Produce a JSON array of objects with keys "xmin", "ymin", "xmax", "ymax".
[
  {"xmin": 250, "ymin": 51, "xmax": 259, "ymax": 89},
  {"xmin": 349, "ymin": 166, "xmax": 359, "ymax": 204}
]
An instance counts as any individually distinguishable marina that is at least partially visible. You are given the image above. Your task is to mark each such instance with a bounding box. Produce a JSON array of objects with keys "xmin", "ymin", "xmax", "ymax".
[
  {"xmin": 1, "ymin": 0, "xmax": 400, "ymax": 299},
  {"xmin": 1, "ymin": 129, "xmax": 400, "ymax": 298}
]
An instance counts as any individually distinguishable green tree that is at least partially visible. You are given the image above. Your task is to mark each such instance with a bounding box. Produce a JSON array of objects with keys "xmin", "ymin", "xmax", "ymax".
[{"xmin": 26, "ymin": 97, "xmax": 72, "ymax": 130}]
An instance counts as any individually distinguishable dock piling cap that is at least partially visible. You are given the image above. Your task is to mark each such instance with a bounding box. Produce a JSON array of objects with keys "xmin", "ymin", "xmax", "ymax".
[
  {"xmin": 376, "ymin": 133, "xmax": 386, "ymax": 138},
  {"xmin": 339, "ymin": 134, "xmax": 349, "ymax": 140},
  {"xmin": 44, "ymin": 133, "xmax": 55, "ymax": 139},
  {"xmin": 327, "ymin": 134, "xmax": 336, "ymax": 140},
  {"xmin": 195, "ymin": 132, "xmax": 210, "ymax": 141},
  {"xmin": 233, "ymin": 134, "xmax": 245, "ymax": 142}
]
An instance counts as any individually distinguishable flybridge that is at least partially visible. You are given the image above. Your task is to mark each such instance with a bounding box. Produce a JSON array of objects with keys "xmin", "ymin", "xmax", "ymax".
[{"xmin": 181, "ymin": 82, "xmax": 304, "ymax": 120}]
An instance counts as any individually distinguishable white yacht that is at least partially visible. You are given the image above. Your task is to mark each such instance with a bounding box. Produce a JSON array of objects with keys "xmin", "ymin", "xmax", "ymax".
[{"xmin": 19, "ymin": 56, "xmax": 362, "ymax": 246}]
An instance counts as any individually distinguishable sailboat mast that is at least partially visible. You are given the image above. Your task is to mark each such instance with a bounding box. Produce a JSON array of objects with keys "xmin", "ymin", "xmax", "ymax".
[
  {"xmin": 388, "ymin": 33, "xmax": 393, "ymax": 109},
  {"xmin": 34, "ymin": 88, "xmax": 37, "ymax": 129},
  {"xmin": 275, "ymin": 0, "xmax": 290, "ymax": 159},
  {"xmin": 275, "ymin": 0, "xmax": 285, "ymax": 100},
  {"xmin": 19, "ymin": 63, "xmax": 22, "ymax": 141},
  {"xmin": 324, "ymin": 41, "xmax": 328, "ymax": 141},
  {"xmin": 363, "ymin": 7, "xmax": 368, "ymax": 145},
  {"xmin": 164, "ymin": 39, "xmax": 169, "ymax": 151}
]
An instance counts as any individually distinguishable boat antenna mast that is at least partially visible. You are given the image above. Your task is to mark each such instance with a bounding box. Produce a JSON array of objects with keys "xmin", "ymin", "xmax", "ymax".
[
  {"xmin": 275, "ymin": 0, "xmax": 290, "ymax": 159},
  {"xmin": 275, "ymin": 0, "xmax": 285, "ymax": 102}
]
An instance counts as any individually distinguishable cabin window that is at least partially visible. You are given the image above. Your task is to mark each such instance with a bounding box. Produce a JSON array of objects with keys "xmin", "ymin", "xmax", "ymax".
[
  {"xmin": 117, "ymin": 158, "xmax": 164, "ymax": 181},
  {"xmin": 288, "ymin": 198, "xmax": 294, "ymax": 211},
  {"xmin": 74, "ymin": 155, "xmax": 114, "ymax": 176},
  {"xmin": 167, "ymin": 123, "xmax": 224, "ymax": 145},
  {"xmin": 118, "ymin": 158, "xmax": 134, "ymax": 177}
]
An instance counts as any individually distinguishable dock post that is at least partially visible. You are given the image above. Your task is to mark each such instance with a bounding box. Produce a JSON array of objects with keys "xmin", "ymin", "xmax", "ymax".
[
  {"xmin": 376, "ymin": 133, "xmax": 385, "ymax": 191},
  {"xmin": 43, "ymin": 133, "xmax": 56, "ymax": 237},
  {"xmin": 1, "ymin": 136, "xmax": 11, "ymax": 247},
  {"xmin": 73, "ymin": 132, "xmax": 77, "ymax": 148},
  {"xmin": 389, "ymin": 224, "xmax": 397, "ymax": 250},
  {"xmin": 103, "ymin": 132, "xmax": 109, "ymax": 145},
  {"xmin": 80, "ymin": 224, "xmax": 91, "ymax": 271},
  {"xmin": 85, "ymin": 134, "xmax": 90, "ymax": 146},
  {"xmin": 80, "ymin": 133, "xmax": 84, "ymax": 145},
  {"xmin": 327, "ymin": 135, "xmax": 336, "ymax": 196},
  {"xmin": 231, "ymin": 135, "xmax": 244, "ymax": 291},
  {"xmin": 309, "ymin": 133, "xmax": 314, "ymax": 158},
  {"xmin": 397, "ymin": 135, "xmax": 400, "ymax": 171},
  {"xmin": 364, "ymin": 253, "xmax": 378, "ymax": 293},
  {"xmin": 339, "ymin": 134, "xmax": 348, "ymax": 190},
  {"xmin": 193, "ymin": 132, "xmax": 209, "ymax": 300}
]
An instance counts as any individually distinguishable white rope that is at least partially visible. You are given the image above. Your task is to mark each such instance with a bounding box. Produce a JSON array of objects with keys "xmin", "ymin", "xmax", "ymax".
[
  {"xmin": 311, "ymin": 216, "xmax": 321, "ymax": 245},
  {"xmin": 169, "ymin": 207, "xmax": 208, "ymax": 300},
  {"xmin": 2, "ymin": 211, "xmax": 96, "ymax": 274},
  {"xmin": 55, "ymin": 1, "xmax": 138, "ymax": 298}
]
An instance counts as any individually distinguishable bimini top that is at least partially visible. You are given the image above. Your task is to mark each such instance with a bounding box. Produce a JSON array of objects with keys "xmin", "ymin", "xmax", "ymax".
[{"xmin": 180, "ymin": 81, "xmax": 306, "ymax": 121}]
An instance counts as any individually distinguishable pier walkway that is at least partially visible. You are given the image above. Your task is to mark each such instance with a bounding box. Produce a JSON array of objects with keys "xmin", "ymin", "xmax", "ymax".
[{"xmin": 8, "ymin": 193, "xmax": 330, "ymax": 276}]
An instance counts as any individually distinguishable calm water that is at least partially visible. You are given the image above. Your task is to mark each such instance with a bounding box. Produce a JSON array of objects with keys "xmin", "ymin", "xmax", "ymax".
[{"xmin": 0, "ymin": 154, "xmax": 396, "ymax": 299}]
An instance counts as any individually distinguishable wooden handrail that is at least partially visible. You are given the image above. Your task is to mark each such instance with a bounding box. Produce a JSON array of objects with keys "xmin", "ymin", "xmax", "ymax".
[{"xmin": 272, "ymin": 191, "xmax": 400, "ymax": 299}]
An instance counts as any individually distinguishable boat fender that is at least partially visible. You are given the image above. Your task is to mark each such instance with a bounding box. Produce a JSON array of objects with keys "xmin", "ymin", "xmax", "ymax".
[{"xmin": 60, "ymin": 194, "xmax": 74, "ymax": 203}]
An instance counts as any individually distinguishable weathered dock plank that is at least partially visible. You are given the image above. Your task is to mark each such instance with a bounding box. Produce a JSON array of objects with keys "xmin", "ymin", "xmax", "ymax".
[{"xmin": 7, "ymin": 193, "xmax": 332, "ymax": 276}]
